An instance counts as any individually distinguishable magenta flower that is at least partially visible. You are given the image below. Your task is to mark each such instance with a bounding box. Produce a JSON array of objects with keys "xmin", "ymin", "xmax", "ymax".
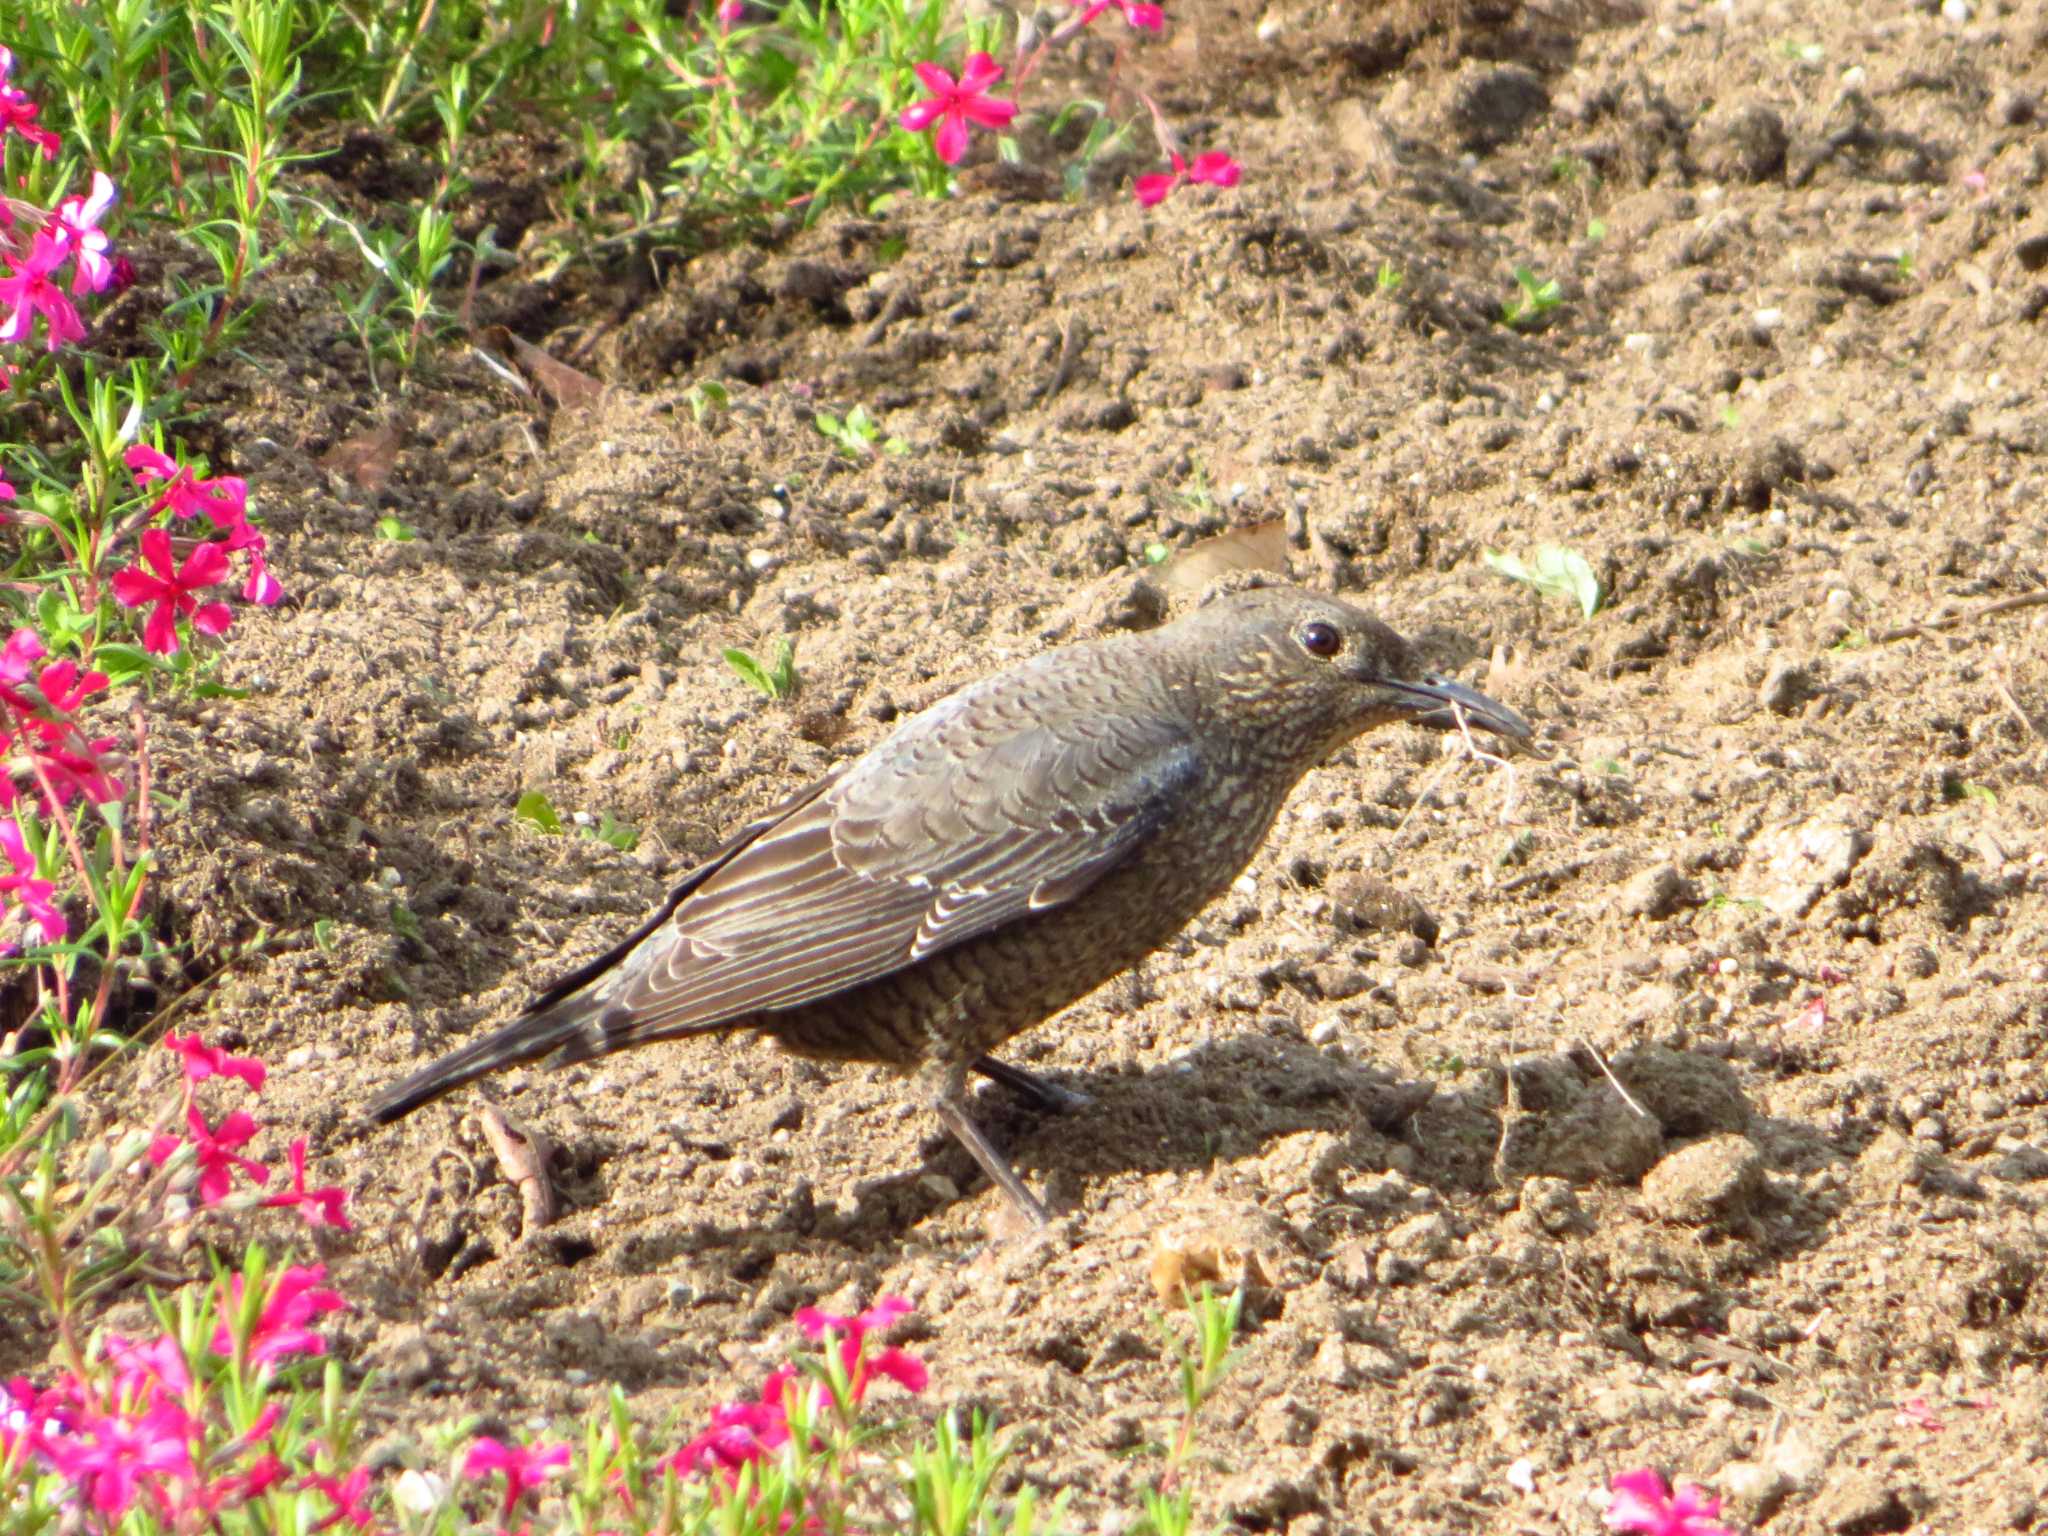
[
  {"xmin": 12, "ymin": 721, "xmax": 122, "ymax": 809},
  {"xmin": 464, "ymin": 1435, "xmax": 572, "ymax": 1517},
  {"xmin": 0, "ymin": 476, "xmax": 14, "ymax": 504},
  {"xmin": 123, "ymin": 444, "xmax": 250, "ymax": 529},
  {"xmin": 212, "ymin": 1264, "xmax": 347, "ymax": 1366},
  {"xmin": 666, "ymin": 1366, "xmax": 796, "ymax": 1477},
  {"xmin": 51, "ymin": 171, "xmax": 118, "ymax": 296},
  {"xmin": 0, "ymin": 626, "xmax": 43, "ymax": 685},
  {"xmin": 0, "ymin": 231, "xmax": 87, "ymax": 351},
  {"xmin": 163, "ymin": 1031, "xmax": 267, "ymax": 1090},
  {"xmin": 224, "ymin": 519, "xmax": 284, "ymax": 605},
  {"xmin": 103, "ymin": 1333, "xmax": 194, "ymax": 1406},
  {"xmin": 1072, "ymin": 0, "xmax": 1164, "ymax": 28},
  {"xmin": 150, "ymin": 1102, "xmax": 268, "ymax": 1205},
  {"xmin": 261, "ymin": 1138, "xmax": 354, "ymax": 1230},
  {"xmin": 110, "ymin": 528, "xmax": 234, "ymax": 654},
  {"xmin": 0, "ymin": 47, "xmax": 60, "ymax": 160},
  {"xmin": 1605, "ymin": 1469, "xmax": 1736, "ymax": 1536},
  {"xmin": 898, "ymin": 54, "xmax": 1017, "ymax": 165},
  {"xmin": 36, "ymin": 1400, "xmax": 196, "ymax": 1516},
  {"xmin": 304, "ymin": 1466, "xmax": 375, "ymax": 1531},
  {"xmin": 794, "ymin": 1295, "xmax": 929, "ymax": 1397},
  {"xmin": 0, "ymin": 1375, "xmax": 53, "ymax": 1460},
  {"xmin": 35, "ymin": 656, "xmax": 109, "ymax": 715},
  {"xmin": 0, "ymin": 817, "xmax": 64, "ymax": 947},
  {"xmin": 1134, "ymin": 149, "xmax": 1242, "ymax": 206}
]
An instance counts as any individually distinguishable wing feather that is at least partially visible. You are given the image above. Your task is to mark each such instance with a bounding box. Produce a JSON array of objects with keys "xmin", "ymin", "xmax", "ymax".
[{"xmin": 581, "ymin": 651, "xmax": 1198, "ymax": 1036}]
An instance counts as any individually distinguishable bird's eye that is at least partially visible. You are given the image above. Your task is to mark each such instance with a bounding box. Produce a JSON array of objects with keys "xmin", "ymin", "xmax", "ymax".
[{"xmin": 1298, "ymin": 621, "xmax": 1342, "ymax": 659}]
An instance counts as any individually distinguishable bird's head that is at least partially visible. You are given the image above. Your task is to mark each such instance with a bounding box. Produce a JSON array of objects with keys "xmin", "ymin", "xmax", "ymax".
[{"xmin": 1176, "ymin": 585, "xmax": 1533, "ymax": 761}]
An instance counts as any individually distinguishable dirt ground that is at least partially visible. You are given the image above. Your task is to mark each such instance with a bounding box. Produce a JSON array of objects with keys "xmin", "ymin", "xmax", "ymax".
[{"xmin": 44, "ymin": 0, "xmax": 2048, "ymax": 1528}]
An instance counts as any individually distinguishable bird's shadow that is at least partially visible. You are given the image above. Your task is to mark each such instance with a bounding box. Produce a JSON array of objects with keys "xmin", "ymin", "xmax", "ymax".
[
  {"xmin": 550, "ymin": 1033, "xmax": 1446, "ymax": 1264},
  {"xmin": 977, "ymin": 1033, "xmax": 1434, "ymax": 1198}
]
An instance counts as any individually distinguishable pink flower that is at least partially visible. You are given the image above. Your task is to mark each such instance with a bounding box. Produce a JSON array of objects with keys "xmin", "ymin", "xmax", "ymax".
[
  {"xmin": 1133, "ymin": 149, "xmax": 1242, "ymax": 206},
  {"xmin": 223, "ymin": 519, "xmax": 284, "ymax": 605},
  {"xmin": 464, "ymin": 1435, "xmax": 572, "ymax": 1517},
  {"xmin": 0, "ymin": 476, "xmax": 14, "ymax": 503},
  {"xmin": 51, "ymin": 171, "xmax": 118, "ymax": 295},
  {"xmin": 33, "ymin": 656, "xmax": 109, "ymax": 715},
  {"xmin": 103, "ymin": 1333, "xmax": 193, "ymax": 1405},
  {"xmin": 216, "ymin": 1453, "xmax": 289, "ymax": 1508},
  {"xmin": 0, "ymin": 48, "xmax": 60, "ymax": 160},
  {"xmin": 793, "ymin": 1295, "xmax": 928, "ymax": 1398},
  {"xmin": 793, "ymin": 1294, "xmax": 911, "ymax": 1340},
  {"xmin": 164, "ymin": 1031, "xmax": 267, "ymax": 1090},
  {"xmin": 1072, "ymin": 0, "xmax": 1164, "ymax": 28},
  {"xmin": 0, "ymin": 817, "xmax": 64, "ymax": 947},
  {"xmin": 243, "ymin": 545, "xmax": 282, "ymax": 605},
  {"xmin": 212, "ymin": 1264, "xmax": 347, "ymax": 1366},
  {"xmin": 13, "ymin": 724, "xmax": 122, "ymax": 809},
  {"xmin": 665, "ymin": 1366, "xmax": 795, "ymax": 1477},
  {"xmin": 898, "ymin": 54, "xmax": 1018, "ymax": 166},
  {"xmin": 0, "ymin": 230, "xmax": 87, "ymax": 351},
  {"xmin": 150, "ymin": 1102, "xmax": 268, "ymax": 1205},
  {"xmin": 716, "ymin": 0, "xmax": 745, "ymax": 25},
  {"xmin": 0, "ymin": 626, "xmax": 43, "ymax": 685},
  {"xmin": 261, "ymin": 1138, "xmax": 354, "ymax": 1229},
  {"xmin": 1604, "ymin": 1469, "xmax": 1736, "ymax": 1536},
  {"xmin": 35, "ymin": 1400, "xmax": 195, "ymax": 1516},
  {"xmin": 110, "ymin": 527, "xmax": 235, "ymax": 654},
  {"xmin": 304, "ymin": 1466, "xmax": 375, "ymax": 1531},
  {"xmin": 123, "ymin": 444, "xmax": 250, "ymax": 529}
]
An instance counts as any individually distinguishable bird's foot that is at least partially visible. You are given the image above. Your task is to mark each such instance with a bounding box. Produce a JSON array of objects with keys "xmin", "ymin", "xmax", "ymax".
[
  {"xmin": 926, "ymin": 1067, "xmax": 1051, "ymax": 1228},
  {"xmin": 971, "ymin": 1053, "xmax": 1096, "ymax": 1114}
]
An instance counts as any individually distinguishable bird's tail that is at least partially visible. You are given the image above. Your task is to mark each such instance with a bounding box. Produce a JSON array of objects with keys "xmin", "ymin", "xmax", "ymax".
[{"xmin": 363, "ymin": 989, "xmax": 731, "ymax": 1125}]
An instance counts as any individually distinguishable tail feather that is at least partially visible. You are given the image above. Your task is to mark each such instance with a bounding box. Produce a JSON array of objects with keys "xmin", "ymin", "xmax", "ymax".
[
  {"xmin": 365, "ymin": 991, "xmax": 742, "ymax": 1125},
  {"xmin": 367, "ymin": 779, "xmax": 842, "ymax": 1127}
]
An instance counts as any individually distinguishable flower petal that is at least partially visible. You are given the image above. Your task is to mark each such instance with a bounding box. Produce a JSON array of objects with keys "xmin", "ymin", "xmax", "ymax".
[
  {"xmin": 957, "ymin": 51, "xmax": 1004, "ymax": 92},
  {"xmin": 911, "ymin": 61, "xmax": 957, "ymax": 95},
  {"xmin": 960, "ymin": 95, "xmax": 1018, "ymax": 129},
  {"xmin": 137, "ymin": 526, "xmax": 175, "ymax": 579},
  {"xmin": 899, "ymin": 99, "xmax": 945, "ymax": 131},
  {"xmin": 142, "ymin": 605, "xmax": 180, "ymax": 655},
  {"xmin": 191, "ymin": 602, "xmax": 234, "ymax": 637},
  {"xmin": 109, "ymin": 568, "xmax": 164, "ymax": 608},
  {"xmin": 179, "ymin": 539, "xmax": 231, "ymax": 587},
  {"xmin": 1133, "ymin": 171, "xmax": 1177, "ymax": 206},
  {"xmin": 868, "ymin": 1346, "xmax": 928, "ymax": 1392},
  {"xmin": 934, "ymin": 111, "xmax": 970, "ymax": 165},
  {"xmin": 124, "ymin": 444, "xmax": 178, "ymax": 485}
]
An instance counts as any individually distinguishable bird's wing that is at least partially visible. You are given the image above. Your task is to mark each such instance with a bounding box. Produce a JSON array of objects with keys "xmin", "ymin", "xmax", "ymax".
[{"xmin": 588, "ymin": 661, "xmax": 1197, "ymax": 1033}]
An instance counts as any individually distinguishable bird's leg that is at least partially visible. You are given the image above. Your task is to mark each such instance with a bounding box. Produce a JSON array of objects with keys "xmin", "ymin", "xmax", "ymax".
[
  {"xmin": 923, "ymin": 1058, "xmax": 1051, "ymax": 1226},
  {"xmin": 971, "ymin": 1053, "xmax": 1096, "ymax": 1114}
]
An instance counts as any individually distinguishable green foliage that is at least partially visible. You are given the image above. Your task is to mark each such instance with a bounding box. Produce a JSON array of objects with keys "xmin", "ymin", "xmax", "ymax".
[
  {"xmin": 514, "ymin": 790, "xmax": 566, "ymax": 834},
  {"xmin": 515, "ymin": 793, "xmax": 641, "ymax": 850},
  {"xmin": 724, "ymin": 638, "xmax": 799, "ymax": 700},
  {"xmin": 1501, "ymin": 264, "xmax": 1564, "ymax": 328},
  {"xmin": 685, "ymin": 379, "xmax": 731, "ymax": 424},
  {"xmin": 816, "ymin": 404, "xmax": 910, "ymax": 458}
]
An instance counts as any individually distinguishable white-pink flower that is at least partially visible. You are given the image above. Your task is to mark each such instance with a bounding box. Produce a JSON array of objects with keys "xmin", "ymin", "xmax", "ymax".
[{"xmin": 51, "ymin": 170, "xmax": 118, "ymax": 296}]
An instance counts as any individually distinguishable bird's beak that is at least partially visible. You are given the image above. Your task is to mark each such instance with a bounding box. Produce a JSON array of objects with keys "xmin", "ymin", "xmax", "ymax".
[{"xmin": 1387, "ymin": 675, "xmax": 1534, "ymax": 744}]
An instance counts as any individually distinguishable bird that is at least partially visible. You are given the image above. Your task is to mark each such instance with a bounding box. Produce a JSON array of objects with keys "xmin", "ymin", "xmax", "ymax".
[{"xmin": 365, "ymin": 583, "xmax": 1531, "ymax": 1224}]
